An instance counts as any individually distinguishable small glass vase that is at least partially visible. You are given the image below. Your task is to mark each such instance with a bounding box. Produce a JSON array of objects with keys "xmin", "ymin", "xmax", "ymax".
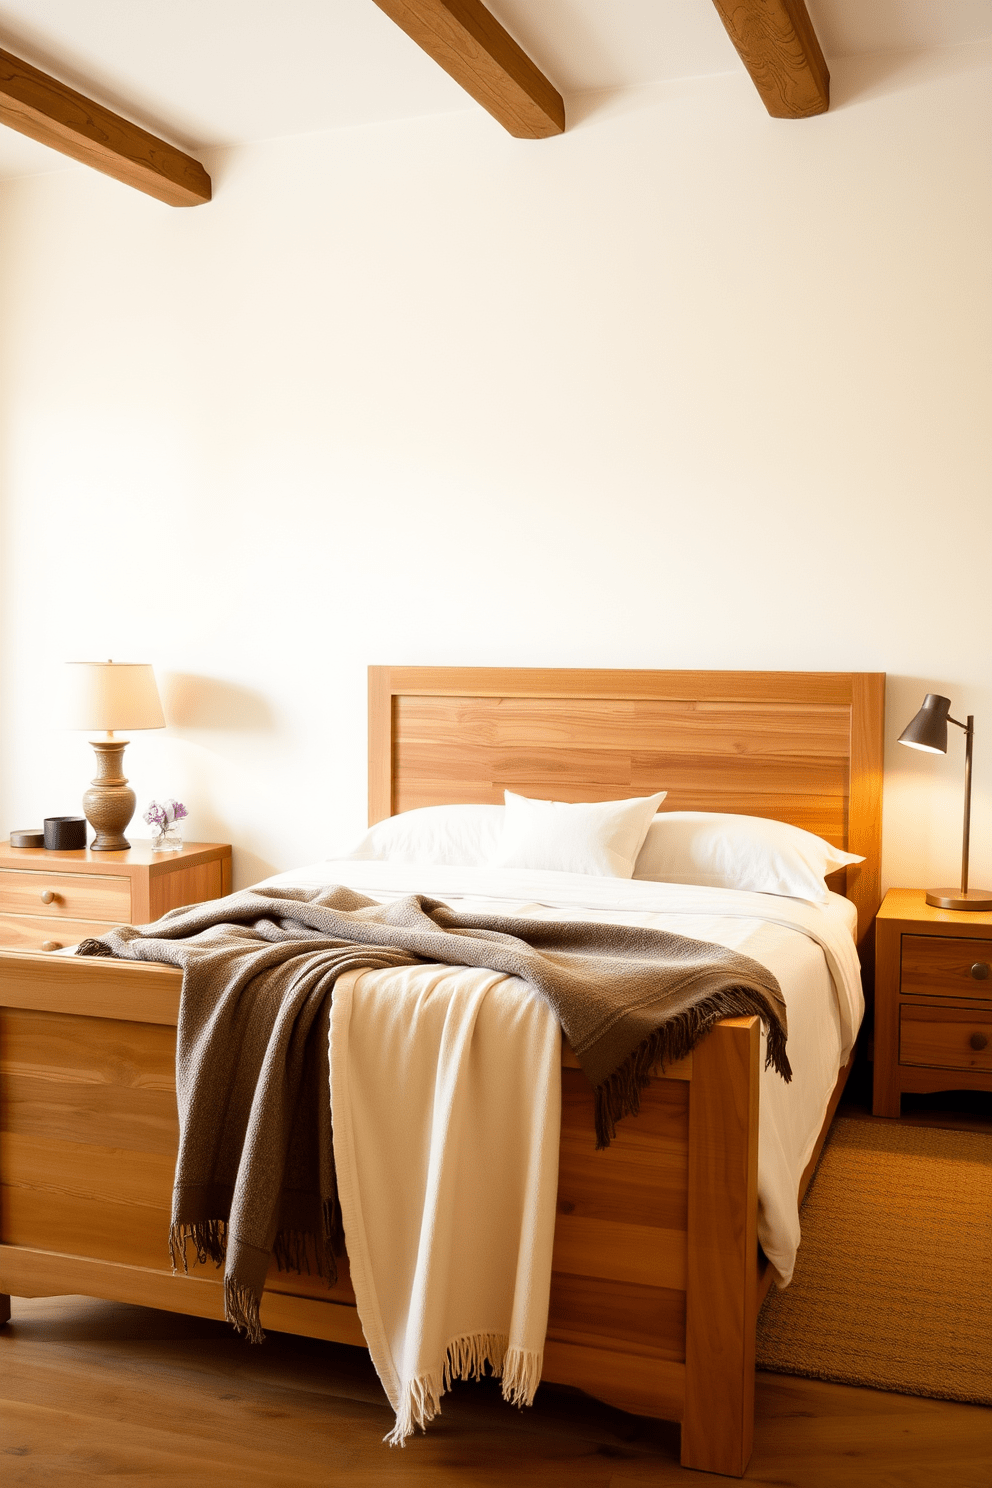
[{"xmin": 151, "ymin": 827, "xmax": 183, "ymax": 853}]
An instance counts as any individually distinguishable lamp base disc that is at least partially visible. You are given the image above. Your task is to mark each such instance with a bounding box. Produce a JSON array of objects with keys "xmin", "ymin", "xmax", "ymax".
[{"xmin": 926, "ymin": 887, "xmax": 992, "ymax": 912}]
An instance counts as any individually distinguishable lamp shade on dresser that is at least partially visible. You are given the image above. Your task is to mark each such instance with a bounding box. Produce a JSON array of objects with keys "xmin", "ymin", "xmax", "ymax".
[{"xmin": 64, "ymin": 661, "xmax": 166, "ymax": 850}]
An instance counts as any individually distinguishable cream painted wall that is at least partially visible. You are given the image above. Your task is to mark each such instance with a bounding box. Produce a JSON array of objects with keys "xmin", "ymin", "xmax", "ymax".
[{"xmin": 1, "ymin": 43, "xmax": 989, "ymax": 893}]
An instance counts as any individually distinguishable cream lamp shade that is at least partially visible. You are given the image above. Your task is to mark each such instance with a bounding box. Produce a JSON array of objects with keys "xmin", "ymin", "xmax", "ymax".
[
  {"xmin": 64, "ymin": 662, "xmax": 166, "ymax": 851},
  {"xmin": 65, "ymin": 662, "xmax": 166, "ymax": 734}
]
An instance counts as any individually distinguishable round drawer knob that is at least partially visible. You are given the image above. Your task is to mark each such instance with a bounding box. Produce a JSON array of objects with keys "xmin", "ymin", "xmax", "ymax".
[
  {"xmin": 41, "ymin": 940, "xmax": 62, "ymax": 952},
  {"xmin": 970, "ymin": 962, "xmax": 990, "ymax": 980},
  {"xmin": 968, "ymin": 1032, "xmax": 989, "ymax": 1051},
  {"xmin": 40, "ymin": 889, "xmax": 56, "ymax": 905}
]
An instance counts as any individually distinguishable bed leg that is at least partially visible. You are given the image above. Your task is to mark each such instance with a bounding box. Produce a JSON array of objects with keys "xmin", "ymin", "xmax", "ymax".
[
  {"xmin": 680, "ymin": 1017, "xmax": 760, "ymax": 1478},
  {"xmin": 0, "ymin": 1294, "xmax": 11, "ymax": 1326}
]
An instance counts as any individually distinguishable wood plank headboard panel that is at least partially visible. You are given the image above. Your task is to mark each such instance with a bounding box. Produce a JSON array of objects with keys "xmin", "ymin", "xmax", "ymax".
[{"xmin": 369, "ymin": 668, "xmax": 885, "ymax": 942}]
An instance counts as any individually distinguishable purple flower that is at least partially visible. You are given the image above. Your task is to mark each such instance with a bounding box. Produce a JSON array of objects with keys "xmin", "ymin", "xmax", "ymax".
[{"xmin": 144, "ymin": 798, "xmax": 187, "ymax": 830}]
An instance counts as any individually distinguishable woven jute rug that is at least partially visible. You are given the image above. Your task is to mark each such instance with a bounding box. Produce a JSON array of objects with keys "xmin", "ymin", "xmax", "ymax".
[{"xmin": 756, "ymin": 1116, "xmax": 992, "ymax": 1404}]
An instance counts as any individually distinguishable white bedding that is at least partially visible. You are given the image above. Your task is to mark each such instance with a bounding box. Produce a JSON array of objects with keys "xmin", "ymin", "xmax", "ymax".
[{"xmin": 259, "ymin": 860, "xmax": 864, "ymax": 1287}]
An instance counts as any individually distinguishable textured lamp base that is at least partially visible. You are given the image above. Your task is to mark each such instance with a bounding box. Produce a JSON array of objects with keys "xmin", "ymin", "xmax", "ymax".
[
  {"xmin": 82, "ymin": 739, "xmax": 137, "ymax": 851},
  {"xmin": 925, "ymin": 886, "xmax": 992, "ymax": 912}
]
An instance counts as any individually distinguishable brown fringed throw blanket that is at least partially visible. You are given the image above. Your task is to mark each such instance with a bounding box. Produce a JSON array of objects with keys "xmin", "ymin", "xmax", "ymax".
[{"xmin": 77, "ymin": 883, "xmax": 789, "ymax": 1343}]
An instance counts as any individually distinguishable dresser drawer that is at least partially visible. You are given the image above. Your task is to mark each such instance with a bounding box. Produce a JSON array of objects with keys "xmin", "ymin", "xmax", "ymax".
[
  {"xmin": 0, "ymin": 913, "xmax": 114, "ymax": 953},
  {"xmin": 899, "ymin": 1003, "xmax": 992, "ymax": 1072},
  {"xmin": 901, "ymin": 935, "xmax": 992, "ymax": 999},
  {"xmin": 0, "ymin": 869, "xmax": 131, "ymax": 922}
]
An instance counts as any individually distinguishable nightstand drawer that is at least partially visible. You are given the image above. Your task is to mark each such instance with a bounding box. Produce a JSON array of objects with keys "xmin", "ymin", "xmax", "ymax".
[
  {"xmin": 901, "ymin": 935, "xmax": 992, "ymax": 999},
  {"xmin": 899, "ymin": 1004, "xmax": 992, "ymax": 1072},
  {"xmin": 0, "ymin": 913, "xmax": 114, "ymax": 952},
  {"xmin": 0, "ymin": 869, "xmax": 131, "ymax": 922}
]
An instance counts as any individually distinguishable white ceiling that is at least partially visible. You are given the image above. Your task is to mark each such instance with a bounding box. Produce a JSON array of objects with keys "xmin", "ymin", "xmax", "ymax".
[{"xmin": 0, "ymin": 0, "xmax": 990, "ymax": 181}]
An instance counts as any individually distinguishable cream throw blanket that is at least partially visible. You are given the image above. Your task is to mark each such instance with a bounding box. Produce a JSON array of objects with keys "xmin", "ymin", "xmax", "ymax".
[{"xmin": 329, "ymin": 962, "xmax": 562, "ymax": 1445}]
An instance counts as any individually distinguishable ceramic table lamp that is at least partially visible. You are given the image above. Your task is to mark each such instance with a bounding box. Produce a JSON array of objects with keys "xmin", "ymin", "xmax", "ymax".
[
  {"xmin": 898, "ymin": 693, "xmax": 992, "ymax": 911},
  {"xmin": 65, "ymin": 661, "xmax": 166, "ymax": 850}
]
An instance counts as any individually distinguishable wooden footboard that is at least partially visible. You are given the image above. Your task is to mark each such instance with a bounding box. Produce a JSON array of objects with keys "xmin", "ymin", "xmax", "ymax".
[
  {"xmin": 550, "ymin": 1014, "xmax": 761, "ymax": 1477},
  {"xmin": 1, "ymin": 949, "xmax": 763, "ymax": 1478}
]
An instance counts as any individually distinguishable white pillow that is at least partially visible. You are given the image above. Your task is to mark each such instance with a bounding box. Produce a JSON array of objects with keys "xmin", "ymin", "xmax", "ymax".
[
  {"xmin": 344, "ymin": 804, "xmax": 504, "ymax": 866},
  {"xmin": 633, "ymin": 811, "xmax": 863, "ymax": 903},
  {"xmin": 491, "ymin": 790, "xmax": 667, "ymax": 878}
]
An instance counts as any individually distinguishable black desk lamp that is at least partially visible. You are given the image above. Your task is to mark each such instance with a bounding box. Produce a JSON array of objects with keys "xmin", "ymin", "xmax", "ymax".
[{"xmin": 898, "ymin": 693, "xmax": 992, "ymax": 911}]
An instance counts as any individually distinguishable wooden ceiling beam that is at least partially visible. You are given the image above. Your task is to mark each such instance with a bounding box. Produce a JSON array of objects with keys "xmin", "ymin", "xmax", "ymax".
[
  {"xmin": 710, "ymin": 0, "xmax": 829, "ymax": 118},
  {"xmin": 372, "ymin": 0, "xmax": 564, "ymax": 138},
  {"xmin": 0, "ymin": 47, "xmax": 211, "ymax": 206}
]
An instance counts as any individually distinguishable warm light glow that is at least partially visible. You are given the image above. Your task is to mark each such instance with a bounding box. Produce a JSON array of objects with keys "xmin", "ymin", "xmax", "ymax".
[{"xmin": 899, "ymin": 739, "xmax": 944, "ymax": 755}]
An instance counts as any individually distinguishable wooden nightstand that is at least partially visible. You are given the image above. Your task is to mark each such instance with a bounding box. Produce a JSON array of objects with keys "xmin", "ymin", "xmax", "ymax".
[
  {"xmin": 0, "ymin": 840, "xmax": 232, "ymax": 953},
  {"xmin": 873, "ymin": 888, "xmax": 992, "ymax": 1117}
]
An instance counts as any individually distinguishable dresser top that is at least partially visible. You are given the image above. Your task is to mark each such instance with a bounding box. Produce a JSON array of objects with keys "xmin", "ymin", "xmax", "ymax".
[{"xmin": 0, "ymin": 840, "xmax": 231, "ymax": 877}]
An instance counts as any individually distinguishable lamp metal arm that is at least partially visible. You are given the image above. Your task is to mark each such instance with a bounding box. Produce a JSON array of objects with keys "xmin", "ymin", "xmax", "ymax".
[{"xmin": 962, "ymin": 715, "xmax": 974, "ymax": 894}]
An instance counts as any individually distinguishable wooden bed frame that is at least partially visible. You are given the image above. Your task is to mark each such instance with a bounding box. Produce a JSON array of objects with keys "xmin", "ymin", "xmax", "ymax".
[{"xmin": 0, "ymin": 668, "xmax": 884, "ymax": 1478}]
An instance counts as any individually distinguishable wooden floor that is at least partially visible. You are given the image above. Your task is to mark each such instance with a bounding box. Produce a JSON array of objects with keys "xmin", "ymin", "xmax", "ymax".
[{"xmin": 2, "ymin": 1292, "xmax": 990, "ymax": 1487}]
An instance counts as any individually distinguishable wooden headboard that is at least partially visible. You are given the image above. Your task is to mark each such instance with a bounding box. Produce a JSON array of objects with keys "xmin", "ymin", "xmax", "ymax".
[{"xmin": 368, "ymin": 668, "xmax": 885, "ymax": 942}]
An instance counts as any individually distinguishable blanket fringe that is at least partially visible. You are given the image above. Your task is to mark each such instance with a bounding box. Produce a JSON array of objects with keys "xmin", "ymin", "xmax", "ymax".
[
  {"xmin": 225, "ymin": 1277, "xmax": 265, "ymax": 1345},
  {"xmin": 169, "ymin": 1219, "xmax": 227, "ymax": 1274},
  {"xmin": 75, "ymin": 937, "xmax": 114, "ymax": 958},
  {"xmin": 386, "ymin": 1332, "xmax": 541, "ymax": 1447},
  {"xmin": 500, "ymin": 1346, "xmax": 543, "ymax": 1409},
  {"xmin": 170, "ymin": 1210, "xmax": 337, "ymax": 1348},
  {"xmin": 594, "ymin": 989, "xmax": 792, "ymax": 1148},
  {"xmin": 271, "ymin": 1232, "xmax": 337, "ymax": 1289}
]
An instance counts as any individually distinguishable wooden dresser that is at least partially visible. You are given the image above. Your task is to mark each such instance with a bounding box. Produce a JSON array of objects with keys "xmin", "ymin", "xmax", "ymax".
[
  {"xmin": 0, "ymin": 841, "xmax": 232, "ymax": 953},
  {"xmin": 873, "ymin": 887, "xmax": 992, "ymax": 1117}
]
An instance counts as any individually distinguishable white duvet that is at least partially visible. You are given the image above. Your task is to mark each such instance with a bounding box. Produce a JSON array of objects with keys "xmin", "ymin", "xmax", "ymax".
[{"xmin": 262, "ymin": 858, "xmax": 863, "ymax": 1288}]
